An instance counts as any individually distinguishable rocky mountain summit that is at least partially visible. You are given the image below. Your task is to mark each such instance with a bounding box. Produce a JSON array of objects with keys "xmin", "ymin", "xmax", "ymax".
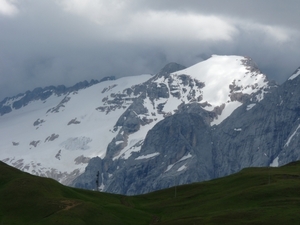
[{"xmin": 2, "ymin": 54, "xmax": 295, "ymax": 195}]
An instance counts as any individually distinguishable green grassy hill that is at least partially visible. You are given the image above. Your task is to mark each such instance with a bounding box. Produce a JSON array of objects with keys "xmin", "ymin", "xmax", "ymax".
[{"xmin": 1, "ymin": 161, "xmax": 300, "ymax": 225}]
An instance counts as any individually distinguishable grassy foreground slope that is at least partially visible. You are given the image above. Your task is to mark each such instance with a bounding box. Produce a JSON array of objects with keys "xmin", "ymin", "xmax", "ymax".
[{"xmin": 1, "ymin": 161, "xmax": 300, "ymax": 224}]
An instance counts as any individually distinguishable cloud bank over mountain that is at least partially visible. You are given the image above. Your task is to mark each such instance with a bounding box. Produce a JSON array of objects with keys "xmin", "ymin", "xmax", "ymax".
[{"xmin": 0, "ymin": 0, "xmax": 299, "ymax": 100}]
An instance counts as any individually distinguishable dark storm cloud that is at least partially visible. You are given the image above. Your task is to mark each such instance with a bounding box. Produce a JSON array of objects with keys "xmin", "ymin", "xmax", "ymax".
[{"xmin": 0, "ymin": 0, "xmax": 299, "ymax": 101}]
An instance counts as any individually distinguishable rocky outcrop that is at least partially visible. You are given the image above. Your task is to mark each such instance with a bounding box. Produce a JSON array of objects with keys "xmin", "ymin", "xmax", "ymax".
[
  {"xmin": 156, "ymin": 62, "xmax": 186, "ymax": 78},
  {"xmin": 45, "ymin": 134, "xmax": 59, "ymax": 142},
  {"xmin": 67, "ymin": 118, "xmax": 81, "ymax": 125},
  {"xmin": 29, "ymin": 140, "xmax": 40, "ymax": 148},
  {"xmin": 33, "ymin": 118, "xmax": 45, "ymax": 127}
]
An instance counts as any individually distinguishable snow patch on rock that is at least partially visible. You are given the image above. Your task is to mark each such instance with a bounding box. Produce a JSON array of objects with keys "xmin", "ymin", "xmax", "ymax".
[
  {"xmin": 288, "ymin": 68, "xmax": 300, "ymax": 80},
  {"xmin": 135, "ymin": 152, "xmax": 160, "ymax": 160}
]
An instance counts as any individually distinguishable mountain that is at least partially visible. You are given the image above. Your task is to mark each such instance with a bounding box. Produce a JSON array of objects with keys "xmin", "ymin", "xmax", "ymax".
[
  {"xmin": 124, "ymin": 71, "xmax": 300, "ymax": 194},
  {"xmin": 2, "ymin": 160, "xmax": 300, "ymax": 224},
  {"xmin": 73, "ymin": 64, "xmax": 300, "ymax": 195},
  {"xmin": 71, "ymin": 55, "xmax": 276, "ymax": 194},
  {"xmin": 0, "ymin": 54, "xmax": 281, "ymax": 193}
]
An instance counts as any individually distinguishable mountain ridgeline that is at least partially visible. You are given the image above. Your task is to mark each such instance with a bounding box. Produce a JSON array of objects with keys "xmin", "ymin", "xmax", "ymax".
[
  {"xmin": 1, "ymin": 55, "xmax": 300, "ymax": 195},
  {"xmin": 0, "ymin": 77, "xmax": 116, "ymax": 115}
]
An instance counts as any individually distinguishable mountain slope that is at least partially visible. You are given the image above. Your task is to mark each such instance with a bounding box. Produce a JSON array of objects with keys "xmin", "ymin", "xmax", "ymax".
[
  {"xmin": 2, "ymin": 160, "xmax": 300, "ymax": 224},
  {"xmin": 0, "ymin": 75, "xmax": 152, "ymax": 185}
]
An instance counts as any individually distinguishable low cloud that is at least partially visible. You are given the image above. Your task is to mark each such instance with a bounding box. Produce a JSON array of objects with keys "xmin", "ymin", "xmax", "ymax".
[
  {"xmin": 56, "ymin": 0, "xmax": 127, "ymax": 25},
  {"xmin": 0, "ymin": 0, "xmax": 18, "ymax": 16},
  {"xmin": 118, "ymin": 12, "xmax": 238, "ymax": 43}
]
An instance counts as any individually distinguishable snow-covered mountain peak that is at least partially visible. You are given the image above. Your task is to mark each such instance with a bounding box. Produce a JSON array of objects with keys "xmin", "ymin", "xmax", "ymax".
[
  {"xmin": 167, "ymin": 55, "xmax": 271, "ymax": 124},
  {"xmin": 104, "ymin": 55, "xmax": 273, "ymax": 162},
  {"xmin": 173, "ymin": 55, "xmax": 268, "ymax": 102}
]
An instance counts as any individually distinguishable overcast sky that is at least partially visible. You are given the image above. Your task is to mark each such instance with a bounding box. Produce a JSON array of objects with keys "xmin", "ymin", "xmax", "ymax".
[{"xmin": 0, "ymin": 0, "xmax": 300, "ymax": 101}]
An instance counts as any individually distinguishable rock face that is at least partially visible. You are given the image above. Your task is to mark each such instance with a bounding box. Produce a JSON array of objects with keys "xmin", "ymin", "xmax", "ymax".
[
  {"xmin": 213, "ymin": 70, "xmax": 300, "ymax": 176},
  {"xmin": 156, "ymin": 62, "xmax": 187, "ymax": 77},
  {"xmin": 108, "ymin": 113, "xmax": 213, "ymax": 195},
  {"xmin": 73, "ymin": 112, "xmax": 213, "ymax": 194}
]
